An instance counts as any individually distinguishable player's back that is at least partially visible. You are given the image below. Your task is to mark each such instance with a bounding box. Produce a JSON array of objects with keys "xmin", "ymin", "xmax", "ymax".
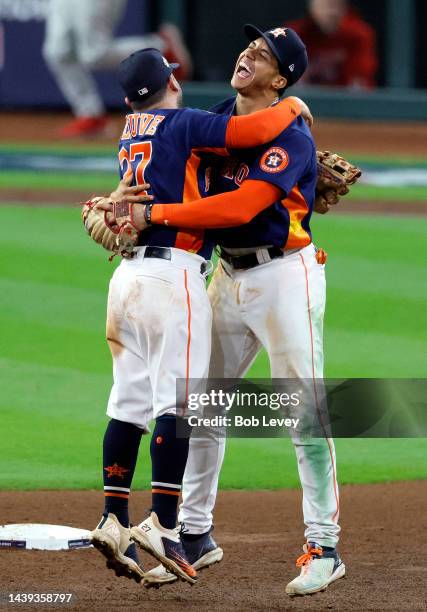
[
  {"xmin": 118, "ymin": 107, "xmax": 228, "ymax": 257},
  {"xmin": 119, "ymin": 108, "xmax": 216, "ymax": 203}
]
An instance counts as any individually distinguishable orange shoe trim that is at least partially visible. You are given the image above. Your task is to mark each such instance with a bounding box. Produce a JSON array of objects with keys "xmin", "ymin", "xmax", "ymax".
[
  {"xmin": 170, "ymin": 550, "xmax": 197, "ymax": 577},
  {"xmin": 296, "ymin": 546, "xmax": 323, "ymax": 568}
]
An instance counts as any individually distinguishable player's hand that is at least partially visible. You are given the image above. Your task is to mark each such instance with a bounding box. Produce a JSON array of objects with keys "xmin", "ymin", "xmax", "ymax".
[
  {"xmin": 87, "ymin": 198, "xmax": 119, "ymax": 231},
  {"xmin": 105, "ymin": 210, "xmax": 119, "ymax": 230},
  {"xmin": 288, "ymin": 96, "xmax": 314, "ymax": 128},
  {"xmin": 93, "ymin": 197, "xmax": 113, "ymax": 213},
  {"xmin": 110, "ymin": 175, "xmax": 154, "ymax": 204},
  {"xmin": 130, "ymin": 204, "xmax": 149, "ymax": 232}
]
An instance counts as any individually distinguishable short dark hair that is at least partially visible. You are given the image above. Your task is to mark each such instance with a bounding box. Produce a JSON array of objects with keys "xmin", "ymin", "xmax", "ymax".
[{"xmin": 130, "ymin": 83, "xmax": 168, "ymax": 111}]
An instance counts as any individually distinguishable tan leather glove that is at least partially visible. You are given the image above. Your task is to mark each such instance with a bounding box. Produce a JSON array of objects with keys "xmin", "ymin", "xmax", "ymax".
[{"xmin": 315, "ymin": 151, "xmax": 362, "ymax": 214}]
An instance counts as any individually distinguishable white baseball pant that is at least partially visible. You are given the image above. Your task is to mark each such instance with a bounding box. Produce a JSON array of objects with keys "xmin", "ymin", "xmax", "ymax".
[
  {"xmin": 43, "ymin": 0, "xmax": 164, "ymax": 117},
  {"xmin": 105, "ymin": 247, "xmax": 212, "ymax": 430},
  {"xmin": 179, "ymin": 243, "xmax": 340, "ymax": 548}
]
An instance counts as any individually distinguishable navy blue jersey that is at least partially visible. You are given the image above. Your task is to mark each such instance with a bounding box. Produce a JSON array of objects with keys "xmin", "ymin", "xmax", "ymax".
[
  {"xmin": 209, "ymin": 97, "xmax": 317, "ymax": 250},
  {"xmin": 118, "ymin": 108, "xmax": 229, "ymax": 259}
]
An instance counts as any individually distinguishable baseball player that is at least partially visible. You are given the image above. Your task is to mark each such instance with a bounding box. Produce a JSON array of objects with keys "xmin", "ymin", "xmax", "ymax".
[
  {"xmin": 43, "ymin": 0, "xmax": 191, "ymax": 137},
  {"xmin": 122, "ymin": 26, "xmax": 345, "ymax": 596},
  {"xmin": 87, "ymin": 47, "xmax": 308, "ymax": 585}
]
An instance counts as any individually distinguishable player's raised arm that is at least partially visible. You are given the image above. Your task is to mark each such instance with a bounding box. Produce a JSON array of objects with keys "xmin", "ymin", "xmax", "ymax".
[
  {"xmin": 224, "ymin": 97, "xmax": 303, "ymax": 148},
  {"xmin": 184, "ymin": 97, "xmax": 305, "ymax": 152}
]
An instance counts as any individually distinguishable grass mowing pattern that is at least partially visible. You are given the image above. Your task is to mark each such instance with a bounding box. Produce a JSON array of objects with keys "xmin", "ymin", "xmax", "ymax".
[
  {"xmin": 2, "ymin": 170, "xmax": 118, "ymax": 193},
  {"xmin": 3, "ymin": 169, "xmax": 427, "ymax": 203},
  {"xmin": 2, "ymin": 142, "xmax": 427, "ymax": 165},
  {"xmin": 1, "ymin": 207, "xmax": 426, "ymax": 489}
]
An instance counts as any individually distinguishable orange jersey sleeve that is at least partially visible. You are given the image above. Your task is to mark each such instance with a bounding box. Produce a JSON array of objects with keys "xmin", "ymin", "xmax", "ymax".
[
  {"xmin": 151, "ymin": 180, "xmax": 282, "ymax": 229},
  {"xmin": 224, "ymin": 98, "xmax": 301, "ymax": 148}
]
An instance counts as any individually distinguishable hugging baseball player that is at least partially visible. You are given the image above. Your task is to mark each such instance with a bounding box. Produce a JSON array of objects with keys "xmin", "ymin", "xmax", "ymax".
[
  {"xmin": 83, "ymin": 47, "xmax": 308, "ymax": 586},
  {"xmin": 83, "ymin": 25, "xmax": 360, "ymax": 597}
]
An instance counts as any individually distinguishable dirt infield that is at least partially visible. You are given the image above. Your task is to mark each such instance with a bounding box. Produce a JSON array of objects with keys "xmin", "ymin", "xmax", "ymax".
[
  {"xmin": 2, "ymin": 112, "xmax": 427, "ymax": 215},
  {"xmin": 1, "ymin": 482, "xmax": 426, "ymax": 611}
]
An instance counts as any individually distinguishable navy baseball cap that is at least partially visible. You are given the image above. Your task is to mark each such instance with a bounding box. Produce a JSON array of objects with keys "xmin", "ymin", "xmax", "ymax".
[
  {"xmin": 118, "ymin": 48, "xmax": 179, "ymax": 102},
  {"xmin": 244, "ymin": 24, "xmax": 308, "ymax": 87}
]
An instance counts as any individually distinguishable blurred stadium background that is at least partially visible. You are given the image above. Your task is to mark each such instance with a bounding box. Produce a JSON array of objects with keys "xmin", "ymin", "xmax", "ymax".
[{"xmin": 0, "ymin": 0, "xmax": 426, "ymax": 491}]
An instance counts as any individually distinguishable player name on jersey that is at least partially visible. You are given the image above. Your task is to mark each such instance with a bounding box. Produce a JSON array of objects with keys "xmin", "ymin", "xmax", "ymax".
[{"xmin": 121, "ymin": 113, "xmax": 166, "ymax": 140}]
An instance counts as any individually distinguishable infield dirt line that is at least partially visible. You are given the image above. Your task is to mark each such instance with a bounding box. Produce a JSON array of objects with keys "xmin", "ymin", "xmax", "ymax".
[{"xmin": 0, "ymin": 482, "xmax": 426, "ymax": 612}]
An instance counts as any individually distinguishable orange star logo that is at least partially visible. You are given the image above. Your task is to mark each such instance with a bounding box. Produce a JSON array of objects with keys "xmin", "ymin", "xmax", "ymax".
[
  {"xmin": 269, "ymin": 27, "xmax": 287, "ymax": 38},
  {"xmin": 104, "ymin": 463, "xmax": 130, "ymax": 479}
]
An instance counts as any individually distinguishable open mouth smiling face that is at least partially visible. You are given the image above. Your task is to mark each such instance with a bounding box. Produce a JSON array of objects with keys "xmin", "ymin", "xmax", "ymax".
[
  {"xmin": 235, "ymin": 56, "xmax": 255, "ymax": 81},
  {"xmin": 232, "ymin": 52, "xmax": 256, "ymax": 88},
  {"xmin": 231, "ymin": 38, "xmax": 278, "ymax": 90}
]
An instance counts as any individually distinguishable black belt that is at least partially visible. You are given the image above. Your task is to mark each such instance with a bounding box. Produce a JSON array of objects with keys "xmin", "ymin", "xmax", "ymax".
[
  {"xmin": 144, "ymin": 246, "xmax": 208, "ymax": 274},
  {"xmin": 220, "ymin": 246, "xmax": 284, "ymax": 270}
]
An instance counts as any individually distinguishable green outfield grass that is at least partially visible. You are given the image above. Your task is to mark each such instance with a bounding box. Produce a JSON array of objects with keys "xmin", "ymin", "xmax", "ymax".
[
  {"xmin": 3, "ymin": 169, "xmax": 427, "ymax": 204},
  {"xmin": 1, "ymin": 206, "xmax": 426, "ymax": 490},
  {"xmin": 2, "ymin": 142, "xmax": 427, "ymax": 166},
  {"xmin": 2, "ymin": 170, "xmax": 118, "ymax": 193},
  {"xmin": 346, "ymin": 184, "xmax": 427, "ymax": 202},
  {"xmin": 2, "ymin": 144, "xmax": 427, "ymax": 204}
]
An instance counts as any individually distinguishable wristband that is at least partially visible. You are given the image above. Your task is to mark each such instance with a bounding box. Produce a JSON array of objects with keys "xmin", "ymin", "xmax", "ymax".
[{"xmin": 144, "ymin": 204, "xmax": 154, "ymax": 226}]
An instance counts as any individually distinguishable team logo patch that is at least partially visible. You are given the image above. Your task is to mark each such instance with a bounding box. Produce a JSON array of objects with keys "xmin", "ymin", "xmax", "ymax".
[
  {"xmin": 260, "ymin": 147, "xmax": 289, "ymax": 173},
  {"xmin": 269, "ymin": 27, "xmax": 287, "ymax": 38},
  {"xmin": 104, "ymin": 463, "xmax": 130, "ymax": 479}
]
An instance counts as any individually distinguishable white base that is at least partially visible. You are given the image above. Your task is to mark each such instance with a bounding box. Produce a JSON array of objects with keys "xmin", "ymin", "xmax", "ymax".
[{"xmin": 0, "ymin": 523, "xmax": 92, "ymax": 551}]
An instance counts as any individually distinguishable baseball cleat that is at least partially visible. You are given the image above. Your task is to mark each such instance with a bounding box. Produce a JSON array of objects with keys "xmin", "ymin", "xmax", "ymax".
[
  {"xmin": 143, "ymin": 528, "xmax": 223, "ymax": 589},
  {"xmin": 90, "ymin": 513, "xmax": 145, "ymax": 583},
  {"xmin": 285, "ymin": 542, "xmax": 345, "ymax": 596},
  {"xmin": 130, "ymin": 512, "xmax": 198, "ymax": 585}
]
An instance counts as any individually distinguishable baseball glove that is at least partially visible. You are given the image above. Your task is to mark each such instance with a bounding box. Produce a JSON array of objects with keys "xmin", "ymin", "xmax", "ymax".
[
  {"xmin": 81, "ymin": 197, "xmax": 119, "ymax": 253},
  {"xmin": 112, "ymin": 200, "xmax": 140, "ymax": 257},
  {"xmin": 315, "ymin": 151, "xmax": 362, "ymax": 214}
]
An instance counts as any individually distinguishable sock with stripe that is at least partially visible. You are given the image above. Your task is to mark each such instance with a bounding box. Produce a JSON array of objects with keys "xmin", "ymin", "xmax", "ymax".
[
  {"xmin": 103, "ymin": 418, "xmax": 143, "ymax": 527},
  {"xmin": 150, "ymin": 414, "xmax": 191, "ymax": 529}
]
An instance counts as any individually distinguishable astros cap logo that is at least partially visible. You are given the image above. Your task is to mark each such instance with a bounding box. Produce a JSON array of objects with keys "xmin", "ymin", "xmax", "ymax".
[
  {"xmin": 269, "ymin": 27, "xmax": 288, "ymax": 38},
  {"xmin": 260, "ymin": 147, "xmax": 289, "ymax": 173}
]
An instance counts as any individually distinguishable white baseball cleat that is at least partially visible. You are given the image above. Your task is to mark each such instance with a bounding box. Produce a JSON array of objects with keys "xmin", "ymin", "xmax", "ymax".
[
  {"xmin": 143, "ymin": 528, "xmax": 223, "ymax": 589},
  {"xmin": 90, "ymin": 513, "xmax": 144, "ymax": 583},
  {"xmin": 130, "ymin": 512, "xmax": 197, "ymax": 584},
  {"xmin": 285, "ymin": 542, "xmax": 345, "ymax": 596}
]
